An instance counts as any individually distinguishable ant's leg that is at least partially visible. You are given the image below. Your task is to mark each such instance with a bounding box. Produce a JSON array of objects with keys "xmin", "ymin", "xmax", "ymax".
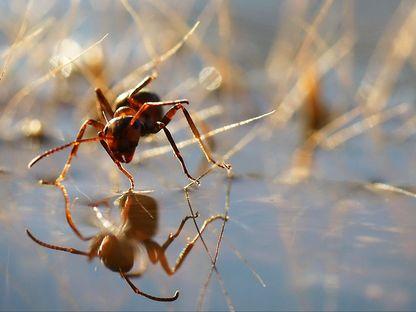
[
  {"xmin": 120, "ymin": 271, "xmax": 179, "ymax": 302},
  {"xmin": 160, "ymin": 104, "xmax": 231, "ymax": 170},
  {"xmin": 28, "ymin": 137, "xmax": 102, "ymax": 168},
  {"xmin": 157, "ymin": 122, "xmax": 199, "ymax": 184},
  {"xmin": 41, "ymin": 181, "xmax": 94, "ymax": 241},
  {"xmin": 162, "ymin": 212, "xmax": 199, "ymax": 250},
  {"xmin": 26, "ymin": 229, "xmax": 89, "ymax": 256},
  {"xmin": 56, "ymin": 119, "xmax": 104, "ymax": 183},
  {"xmin": 98, "ymin": 138, "xmax": 135, "ymax": 190},
  {"xmin": 114, "ymin": 161, "xmax": 135, "ymax": 190},
  {"xmin": 129, "ymin": 99, "xmax": 188, "ymax": 126},
  {"xmin": 95, "ymin": 88, "xmax": 114, "ymax": 120},
  {"xmin": 128, "ymin": 74, "xmax": 157, "ymax": 99},
  {"xmin": 157, "ymin": 215, "xmax": 227, "ymax": 275}
]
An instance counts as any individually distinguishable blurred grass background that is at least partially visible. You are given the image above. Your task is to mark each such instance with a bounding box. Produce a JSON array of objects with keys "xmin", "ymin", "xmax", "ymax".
[{"xmin": 1, "ymin": 0, "xmax": 416, "ymax": 310}]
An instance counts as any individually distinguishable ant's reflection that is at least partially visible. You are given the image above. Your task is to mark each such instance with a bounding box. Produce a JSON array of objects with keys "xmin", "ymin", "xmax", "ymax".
[{"xmin": 26, "ymin": 190, "xmax": 227, "ymax": 302}]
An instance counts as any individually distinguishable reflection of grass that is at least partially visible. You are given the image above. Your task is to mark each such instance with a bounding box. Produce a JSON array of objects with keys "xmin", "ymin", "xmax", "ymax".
[{"xmin": 2, "ymin": 0, "xmax": 416, "ymax": 310}]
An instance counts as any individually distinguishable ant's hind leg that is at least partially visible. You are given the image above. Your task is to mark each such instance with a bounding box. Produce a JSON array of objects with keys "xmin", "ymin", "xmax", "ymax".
[
  {"xmin": 157, "ymin": 122, "xmax": 200, "ymax": 185},
  {"xmin": 161, "ymin": 104, "xmax": 231, "ymax": 171},
  {"xmin": 57, "ymin": 119, "xmax": 104, "ymax": 183}
]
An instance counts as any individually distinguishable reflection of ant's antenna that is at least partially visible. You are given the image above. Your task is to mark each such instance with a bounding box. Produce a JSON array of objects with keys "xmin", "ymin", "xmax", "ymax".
[{"xmin": 26, "ymin": 190, "xmax": 228, "ymax": 302}]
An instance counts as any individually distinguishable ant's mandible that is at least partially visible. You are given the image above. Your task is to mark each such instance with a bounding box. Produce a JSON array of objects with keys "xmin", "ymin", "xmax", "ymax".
[
  {"xmin": 26, "ymin": 191, "xmax": 228, "ymax": 302},
  {"xmin": 28, "ymin": 74, "xmax": 231, "ymax": 189}
]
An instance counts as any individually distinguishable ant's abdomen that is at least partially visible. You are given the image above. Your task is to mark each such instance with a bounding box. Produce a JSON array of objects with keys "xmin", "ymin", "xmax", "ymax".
[{"xmin": 115, "ymin": 90, "xmax": 161, "ymax": 111}]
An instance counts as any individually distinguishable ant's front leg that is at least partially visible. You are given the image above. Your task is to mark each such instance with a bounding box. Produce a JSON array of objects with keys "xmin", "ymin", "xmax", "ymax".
[
  {"xmin": 40, "ymin": 180, "xmax": 94, "ymax": 241},
  {"xmin": 57, "ymin": 119, "xmax": 104, "ymax": 183},
  {"xmin": 26, "ymin": 229, "xmax": 90, "ymax": 256},
  {"xmin": 98, "ymin": 134, "xmax": 135, "ymax": 190}
]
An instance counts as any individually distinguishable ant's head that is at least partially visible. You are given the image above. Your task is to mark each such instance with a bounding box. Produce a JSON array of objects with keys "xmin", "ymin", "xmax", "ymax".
[
  {"xmin": 98, "ymin": 234, "xmax": 135, "ymax": 272},
  {"xmin": 102, "ymin": 117, "xmax": 141, "ymax": 163}
]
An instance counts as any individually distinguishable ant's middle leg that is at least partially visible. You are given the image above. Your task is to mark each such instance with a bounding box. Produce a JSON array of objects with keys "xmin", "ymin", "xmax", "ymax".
[
  {"xmin": 156, "ymin": 214, "xmax": 228, "ymax": 275},
  {"xmin": 57, "ymin": 119, "xmax": 104, "ymax": 183},
  {"xmin": 26, "ymin": 229, "xmax": 90, "ymax": 256}
]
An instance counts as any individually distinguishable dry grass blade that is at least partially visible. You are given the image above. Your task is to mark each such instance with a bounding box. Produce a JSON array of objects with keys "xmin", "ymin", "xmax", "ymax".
[
  {"xmin": 0, "ymin": 0, "xmax": 33, "ymax": 82},
  {"xmin": 368, "ymin": 183, "xmax": 416, "ymax": 199},
  {"xmin": 358, "ymin": 3, "xmax": 416, "ymax": 113},
  {"xmin": 319, "ymin": 102, "xmax": 410, "ymax": 149},
  {"xmin": 121, "ymin": 0, "xmax": 157, "ymax": 60},
  {"xmin": 193, "ymin": 127, "xmax": 270, "ymax": 310},
  {"xmin": 185, "ymin": 126, "xmax": 264, "ymax": 190},
  {"xmin": 148, "ymin": 0, "xmax": 220, "ymax": 69},
  {"xmin": 184, "ymin": 185, "xmax": 235, "ymax": 311},
  {"xmin": 167, "ymin": 105, "xmax": 223, "ymax": 134},
  {"xmin": 197, "ymin": 173, "xmax": 232, "ymax": 310},
  {"xmin": 0, "ymin": 18, "xmax": 54, "ymax": 60},
  {"xmin": 111, "ymin": 20, "xmax": 200, "ymax": 94},
  {"xmin": 138, "ymin": 110, "xmax": 275, "ymax": 162},
  {"xmin": 223, "ymin": 238, "xmax": 266, "ymax": 288},
  {"xmin": 0, "ymin": 33, "xmax": 109, "ymax": 128},
  {"xmin": 288, "ymin": 0, "xmax": 334, "ymax": 78},
  {"xmin": 272, "ymin": 35, "xmax": 354, "ymax": 125},
  {"xmin": 313, "ymin": 3, "xmax": 416, "ymax": 140}
]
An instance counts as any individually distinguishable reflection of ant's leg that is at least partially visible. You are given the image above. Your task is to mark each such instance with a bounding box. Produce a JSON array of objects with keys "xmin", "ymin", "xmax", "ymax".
[
  {"xmin": 120, "ymin": 271, "xmax": 179, "ymax": 302},
  {"xmin": 162, "ymin": 212, "xmax": 199, "ymax": 250},
  {"xmin": 98, "ymin": 136, "xmax": 135, "ymax": 190},
  {"xmin": 26, "ymin": 229, "xmax": 89, "ymax": 256},
  {"xmin": 56, "ymin": 119, "xmax": 104, "ymax": 183},
  {"xmin": 42, "ymin": 181, "xmax": 94, "ymax": 241},
  {"xmin": 156, "ymin": 214, "xmax": 228, "ymax": 275}
]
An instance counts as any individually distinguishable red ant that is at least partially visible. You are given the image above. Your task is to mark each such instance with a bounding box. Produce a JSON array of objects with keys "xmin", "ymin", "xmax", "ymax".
[
  {"xmin": 26, "ymin": 190, "xmax": 228, "ymax": 302},
  {"xmin": 28, "ymin": 74, "xmax": 231, "ymax": 189}
]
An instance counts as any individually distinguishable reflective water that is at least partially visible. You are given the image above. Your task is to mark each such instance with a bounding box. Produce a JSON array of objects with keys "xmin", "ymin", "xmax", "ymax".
[{"xmin": 1, "ymin": 1, "xmax": 416, "ymax": 311}]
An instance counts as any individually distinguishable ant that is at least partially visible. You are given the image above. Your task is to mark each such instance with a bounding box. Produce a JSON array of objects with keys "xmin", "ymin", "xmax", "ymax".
[
  {"xmin": 26, "ymin": 190, "xmax": 228, "ymax": 302},
  {"xmin": 28, "ymin": 74, "xmax": 231, "ymax": 189}
]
